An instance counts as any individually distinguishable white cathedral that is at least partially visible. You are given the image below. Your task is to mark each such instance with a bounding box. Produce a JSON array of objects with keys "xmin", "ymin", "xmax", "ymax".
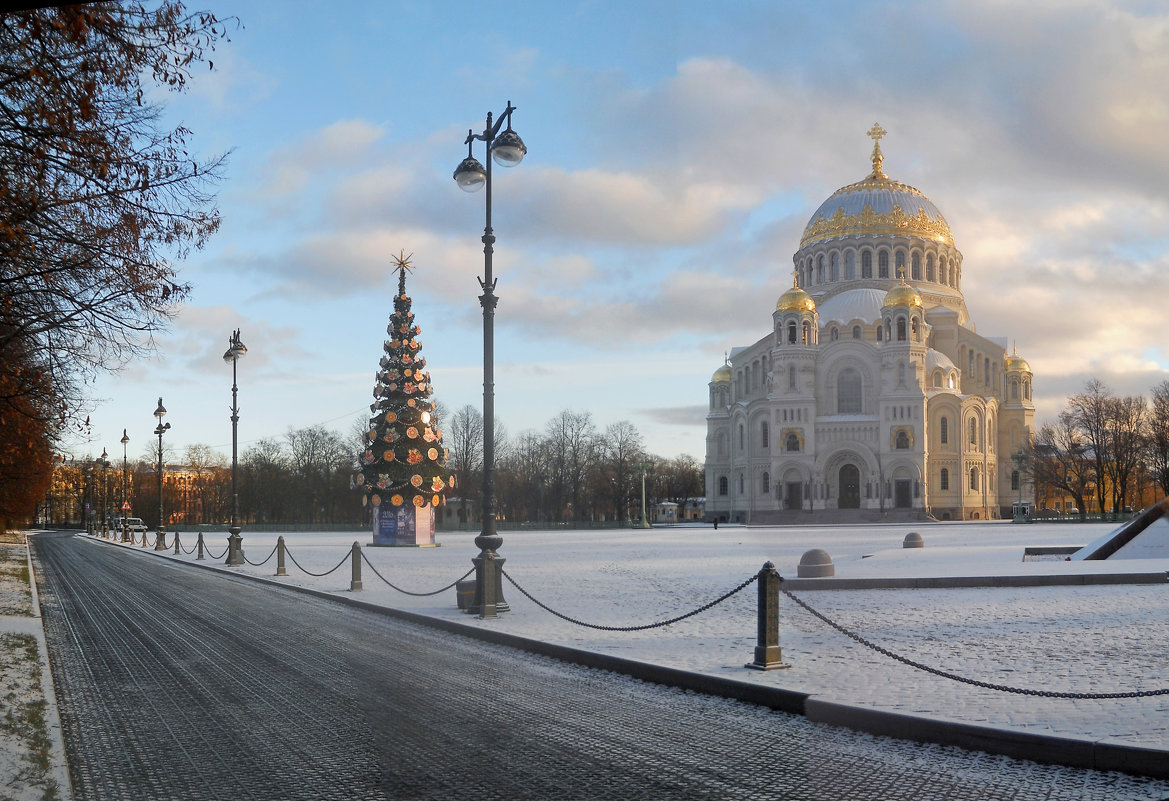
[{"xmin": 705, "ymin": 125, "xmax": 1035, "ymax": 523}]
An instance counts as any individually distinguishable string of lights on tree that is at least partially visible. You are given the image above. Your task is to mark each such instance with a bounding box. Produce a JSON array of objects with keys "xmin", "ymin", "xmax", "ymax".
[{"xmin": 353, "ymin": 253, "xmax": 453, "ymax": 511}]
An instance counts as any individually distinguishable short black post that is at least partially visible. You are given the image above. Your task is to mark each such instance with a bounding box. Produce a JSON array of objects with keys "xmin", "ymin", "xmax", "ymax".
[
  {"xmin": 349, "ymin": 542, "xmax": 363, "ymax": 591},
  {"xmin": 746, "ymin": 561, "xmax": 790, "ymax": 670},
  {"xmin": 196, "ymin": 532, "xmax": 205, "ymax": 560},
  {"xmin": 173, "ymin": 532, "xmax": 180, "ymax": 555},
  {"xmin": 276, "ymin": 536, "xmax": 288, "ymax": 577}
]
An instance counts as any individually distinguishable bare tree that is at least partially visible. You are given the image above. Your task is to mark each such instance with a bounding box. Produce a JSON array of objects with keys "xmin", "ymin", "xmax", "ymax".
[
  {"xmin": 1104, "ymin": 395, "xmax": 1146, "ymax": 514},
  {"xmin": 594, "ymin": 420, "xmax": 645, "ymax": 523},
  {"xmin": 1066, "ymin": 380, "xmax": 1112, "ymax": 515},
  {"xmin": 1033, "ymin": 412, "xmax": 1093, "ymax": 517},
  {"xmin": 1150, "ymin": 380, "xmax": 1169, "ymax": 497},
  {"xmin": 545, "ymin": 410, "xmax": 598, "ymax": 521}
]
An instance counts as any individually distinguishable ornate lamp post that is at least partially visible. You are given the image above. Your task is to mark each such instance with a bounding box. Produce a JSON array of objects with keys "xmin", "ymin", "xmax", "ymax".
[
  {"xmin": 97, "ymin": 448, "xmax": 110, "ymax": 537},
  {"xmin": 1011, "ymin": 447, "xmax": 1029, "ymax": 523},
  {"xmin": 223, "ymin": 329, "xmax": 247, "ymax": 566},
  {"xmin": 120, "ymin": 429, "xmax": 130, "ymax": 541},
  {"xmin": 639, "ymin": 462, "xmax": 650, "ymax": 529},
  {"xmin": 453, "ymin": 101, "xmax": 526, "ymax": 619},
  {"xmin": 153, "ymin": 398, "xmax": 171, "ymax": 550}
]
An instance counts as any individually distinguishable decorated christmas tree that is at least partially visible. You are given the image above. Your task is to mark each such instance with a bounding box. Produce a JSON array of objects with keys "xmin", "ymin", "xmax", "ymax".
[{"xmin": 355, "ymin": 253, "xmax": 453, "ymax": 546}]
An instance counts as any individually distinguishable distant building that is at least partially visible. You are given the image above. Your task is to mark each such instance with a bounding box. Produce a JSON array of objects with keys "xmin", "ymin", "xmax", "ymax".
[{"xmin": 705, "ymin": 125, "xmax": 1035, "ymax": 523}]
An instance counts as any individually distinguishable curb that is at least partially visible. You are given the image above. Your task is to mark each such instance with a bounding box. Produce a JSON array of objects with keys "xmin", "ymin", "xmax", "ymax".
[{"xmin": 79, "ymin": 533, "xmax": 1169, "ymax": 780}]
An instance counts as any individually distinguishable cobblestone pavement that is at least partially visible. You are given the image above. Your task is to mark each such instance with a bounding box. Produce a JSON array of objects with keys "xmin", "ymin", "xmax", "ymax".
[{"xmin": 30, "ymin": 533, "xmax": 1169, "ymax": 800}]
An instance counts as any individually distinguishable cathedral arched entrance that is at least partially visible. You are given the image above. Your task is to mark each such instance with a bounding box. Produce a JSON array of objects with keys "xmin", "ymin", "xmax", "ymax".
[{"xmin": 838, "ymin": 464, "xmax": 861, "ymax": 509}]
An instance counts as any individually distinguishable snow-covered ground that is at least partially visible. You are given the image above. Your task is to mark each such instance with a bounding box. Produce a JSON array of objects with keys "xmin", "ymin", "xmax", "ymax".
[{"xmin": 111, "ymin": 520, "xmax": 1169, "ymax": 752}]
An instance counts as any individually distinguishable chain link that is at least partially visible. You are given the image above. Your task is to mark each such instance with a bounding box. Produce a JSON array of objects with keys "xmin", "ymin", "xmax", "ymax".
[
  {"xmin": 178, "ymin": 538, "xmax": 198, "ymax": 555},
  {"xmin": 243, "ymin": 543, "xmax": 278, "ymax": 567},
  {"xmin": 283, "ymin": 547, "xmax": 351, "ymax": 577},
  {"xmin": 778, "ymin": 579, "xmax": 1169, "ymax": 700},
  {"xmin": 203, "ymin": 544, "xmax": 229, "ymax": 560},
  {"xmin": 359, "ymin": 552, "xmax": 475, "ymax": 596},
  {"xmin": 503, "ymin": 569, "xmax": 758, "ymax": 632}
]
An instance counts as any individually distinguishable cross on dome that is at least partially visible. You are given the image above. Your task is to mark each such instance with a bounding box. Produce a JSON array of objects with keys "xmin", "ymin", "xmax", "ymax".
[{"xmin": 867, "ymin": 122, "xmax": 888, "ymax": 177}]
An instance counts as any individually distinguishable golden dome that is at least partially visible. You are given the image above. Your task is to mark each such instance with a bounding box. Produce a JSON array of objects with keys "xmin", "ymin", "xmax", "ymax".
[
  {"xmin": 799, "ymin": 123, "xmax": 954, "ymax": 249},
  {"xmin": 882, "ymin": 271, "xmax": 923, "ymax": 309},
  {"xmin": 776, "ymin": 272, "xmax": 816, "ymax": 313},
  {"xmin": 712, "ymin": 363, "xmax": 732, "ymax": 383},
  {"xmin": 1005, "ymin": 345, "xmax": 1031, "ymax": 373}
]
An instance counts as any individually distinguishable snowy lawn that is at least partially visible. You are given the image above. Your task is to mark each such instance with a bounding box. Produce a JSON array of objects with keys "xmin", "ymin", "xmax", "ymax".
[{"xmin": 115, "ymin": 520, "xmax": 1169, "ymax": 751}]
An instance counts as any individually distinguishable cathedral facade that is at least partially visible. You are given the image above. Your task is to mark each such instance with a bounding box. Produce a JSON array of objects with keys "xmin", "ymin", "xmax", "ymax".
[{"xmin": 705, "ymin": 126, "xmax": 1035, "ymax": 523}]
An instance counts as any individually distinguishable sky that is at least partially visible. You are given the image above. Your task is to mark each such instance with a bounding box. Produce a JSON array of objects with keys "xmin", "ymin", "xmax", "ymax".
[{"xmin": 74, "ymin": 0, "xmax": 1169, "ymax": 467}]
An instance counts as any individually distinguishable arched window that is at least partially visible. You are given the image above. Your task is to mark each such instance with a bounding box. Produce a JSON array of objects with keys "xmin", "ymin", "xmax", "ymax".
[
  {"xmin": 896, "ymin": 318, "xmax": 907, "ymax": 341},
  {"xmin": 816, "ymin": 255, "xmax": 824, "ymax": 283},
  {"xmin": 911, "ymin": 318, "xmax": 920, "ymax": 340},
  {"xmin": 940, "ymin": 416, "xmax": 949, "ymax": 444},
  {"xmin": 830, "ymin": 327, "xmax": 839, "ymax": 341},
  {"xmin": 895, "ymin": 430, "xmax": 910, "ymax": 449},
  {"xmin": 926, "ymin": 253, "xmax": 935, "ymax": 282},
  {"xmin": 785, "ymin": 432, "xmax": 800, "ymax": 452},
  {"xmin": 969, "ymin": 417, "xmax": 977, "ymax": 447},
  {"xmin": 788, "ymin": 365, "xmax": 796, "ymax": 391},
  {"xmin": 878, "ymin": 250, "xmax": 889, "ymax": 278},
  {"xmin": 787, "ymin": 321, "xmax": 797, "ymax": 344},
  {"xmin": 876, "ymin": 324, "xmax": 883, "ymax": 342},
  {"xmin": 984, "ymin": 357, "xmax": 990, "ymax": 384},
  {"xmin": 933, "ymin": 371, "xmax": 943, "ymax": 388},
  {"xmin": 830, "ymin": 252, "xmax": 839, "ymax": 282},
  {"xmin": 718, "ymin": 476, "xmax": 728, "ymax": 496},
  {"xmin": 895, "ymin": 251, "xmax": 906, "ymax": 277},
  {"xmin": 838, "ymin": 368, "xmax": 862, "ymax": 414},
  {"xmin": 801, "ymin": 321, "xmax": 811, "ymax": 344},
  {"xmin": 970, "ymin": 468, "xmax": 979, "ymax": 491},
  {"xmin": 861, "ymin": 250, "xmax": 873, "ymax": 278},
  {"xmin": 845, "ymin": 251, "xmax": 856, "ymax": 280},
  {"xmin": 738, "ymin": 474, "xmax": 744, "ymax": 494},
  {"xmin": 940, "ymin": 468, "xmax": 949, "ymax": 491},
  {"xmin": 761, "ymin": 421, "xmax": 770, "ymax": 449},
  {"xmin": 1011, "ymin": 470, "xmax": 1020, "ymax": 491},
  {"xmin": 911, "ymin": 252, "xmax": 922, "ymax": 280},
  {"xmin": 948, "ymin": 373, "xmax": 956, "ymax": 389},
  {"xmin": 1024, "ymin": 379, "xmax": 1032, "ymax": 400},
  {"xmin": 1010, "ymin": 380, "xmax": 1019, "ymax": 399},
  {"xmin": 761, "ymin": 472, "xmax": 770, "ymax": 493},
  {"xmin": 852, "ymin": 325, "xmax": 862, "ymax": 339}
]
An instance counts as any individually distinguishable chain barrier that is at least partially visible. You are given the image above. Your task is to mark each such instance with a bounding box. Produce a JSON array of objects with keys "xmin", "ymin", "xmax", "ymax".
[
  {"xmin": 144, "ymin": 534, "xmax": 155, "ymax": 548},
  {"xmin": 778, "ymin": 579, "xmax": 1169, "ymax": 700},
  {"xmin": 178, "ymin": 537, "xmax": 198, "ymax": 555},
  {"xmin": 203, "ymin": 544, "xmax": 229, "ymax": 560},
  {"xmin": 358, "ymin": 552, "xmax": 473, "ymax": 596},
  {"xmin": 502, "ymin": 569, "xmax": 759, "ymax": 632},
  {"xmin": 243, "ymin": 544, "xmax": 278, "ymax": 567},
  {"xmin": 283, "ymin": 546, "xmax": 351, "ymax": 578}
]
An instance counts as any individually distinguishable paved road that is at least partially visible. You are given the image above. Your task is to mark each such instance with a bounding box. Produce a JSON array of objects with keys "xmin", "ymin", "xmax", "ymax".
[{"xmin": 30, "ymin": 533, "xmax": 1169, "ymax": 800}]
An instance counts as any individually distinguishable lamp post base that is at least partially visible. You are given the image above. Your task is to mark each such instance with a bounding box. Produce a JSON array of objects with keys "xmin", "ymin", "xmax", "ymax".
[
  {"xmin": 468, "ymin": 551, "xmax": 509, "ymax": 618},
  {"xmin": 154, "ymin": 529, "xmax": 168, "ymax": 551},
  {"xmin": 226, "ymin": 527, "xmax": 245, "ymax": 566}
]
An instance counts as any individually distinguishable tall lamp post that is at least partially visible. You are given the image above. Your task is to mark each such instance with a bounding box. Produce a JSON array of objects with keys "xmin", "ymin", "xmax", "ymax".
[
  {"xmin": 97, "ymin": 448, "xmax": 110, "ymax": 537},
  {"xmin": 153, "ymin": 398, "xmax": 171, "ymax": 550},
  {"xmin": 453, "ymin": 100, "xmax": 526, "ymax": 619},
  {"xmin": 120, "ymin": 430, "xmax": 130, "ymax": 541},
  {"xmin": 639, "ymin": 462, "xmax": 650, "ymax": 529},
  {"xmin": 1011, "ymin": 447, "xmax": 1028, "ymax": 523},
  {"xmin": 223, "ymin": 329, "xmax": 247, "ymax": 566}
]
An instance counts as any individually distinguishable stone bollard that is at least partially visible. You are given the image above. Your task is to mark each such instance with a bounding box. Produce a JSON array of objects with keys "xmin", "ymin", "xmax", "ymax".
[
  {"xmin": 196, "ymin": 532, "xmax": 205, "ymax": 560},
  {"xmin": 746, "ymin": 561, "xmax": 789, "ymax": 670},
  {"xmin": 141, "ymin": 530, "xmax": 148, "ymax": 548},
  {"xmin": 903, "ymin": 531, "xmax": 924, "ymax": 548},
  {"xmin": 276, "ymin": 536, "xmax": 288, "ymax": 577},
  {"xmin": 155, "ymin": 529, "xmax": 168, "ymax": 551},
  {"xmin": 174, "ymin": 532, "xmax": 181, "ymax": 555},
  {"xmin": 349, "ymin": 542, "xmax": 363, "ymax": 591},
  {"xmin": 797, "ymin": 548, "xmax": 835, "ymax": 577}
]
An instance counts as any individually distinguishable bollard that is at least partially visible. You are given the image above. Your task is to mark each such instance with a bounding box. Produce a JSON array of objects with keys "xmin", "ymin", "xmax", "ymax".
[
  {"xmin": 349, "ymin": 542, "xmax": 363, "ymax": 591},
  {"xmin": 275, "ymin": 536, "xmax": 288, "ymax": 577},
  {"xmin": 174, "ymin": 532, "xmax": 180, "ymax": 555},
  {"xmin": 746, "ymin": 561, "xmax": 790, "ymax": 670},
  {"xmin": 155, "ymin": 529, "xmax": 168, "ymax": 551},
  {"xmin": 141, "ymin": 530, "xmax": 148, "ymax": 548},
  {"xmin": 196, "ymin": 532, "xmax": 205, "ymax": 560}
]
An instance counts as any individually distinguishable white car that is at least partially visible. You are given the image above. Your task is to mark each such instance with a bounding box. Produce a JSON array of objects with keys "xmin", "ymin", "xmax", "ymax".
[{"xmin": 120, "ymin": 517, "xmax": 147, "ymax": 535}]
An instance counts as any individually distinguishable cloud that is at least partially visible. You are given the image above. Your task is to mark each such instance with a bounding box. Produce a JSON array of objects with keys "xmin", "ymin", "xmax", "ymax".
[{"xmin": 638, "ymin": 405, "xmax": 707, "ymax": 427}]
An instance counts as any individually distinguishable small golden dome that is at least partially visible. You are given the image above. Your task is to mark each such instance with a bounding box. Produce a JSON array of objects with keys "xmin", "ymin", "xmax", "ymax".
[
  {"xmin": 1005, "ymin": 345, "xmax": 1031, "ymax": 373},
  {"xmin": 712, "ymin": 363, "xmax": 732, "ymax": 383},
  {"xmin": 882, "ymin": 271, "xmax": 923, "ymax": 309},
  {"xmin": 776, "ymin": 272, "xmax": 816, "ymax": 313}
]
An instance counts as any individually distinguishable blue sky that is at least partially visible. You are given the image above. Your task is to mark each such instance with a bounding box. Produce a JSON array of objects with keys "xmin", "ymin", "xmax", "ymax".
[{"xmin": 77, "ymin": 0, "xmax": 1169, "ymax": 465}]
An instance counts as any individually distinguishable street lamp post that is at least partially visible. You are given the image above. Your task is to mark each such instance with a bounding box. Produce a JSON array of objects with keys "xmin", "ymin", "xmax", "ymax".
[
  {"xmin": 453, "ymin": 101, "xmax": 526, "ymax": 619},
  {"xmin": 639, "ymin": 463, "xmax": 650, "ymax": 529},
  {"xmin": 97, "ymin": 448, "xmax": 110, "ymax": 537},
  {"xmin": 153, "ymin": 398, "xmax": 171, "ymax": 550},
  {"xmin": 1011, "ymin": 447, "xmax": 1028, "ymax": 523},
  {"xmin": 223, "ymin": 329, "xmax": 247, "ymax": 566},
  {"xmin": 120, "ymin": 429, "xmax": 130, "ymax": 541}
]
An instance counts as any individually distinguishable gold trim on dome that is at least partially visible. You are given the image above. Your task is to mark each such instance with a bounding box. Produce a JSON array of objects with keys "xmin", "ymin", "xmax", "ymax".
[{"xmin": 800, "ymin": 201, "xmax": 954, "ymax": 248}]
